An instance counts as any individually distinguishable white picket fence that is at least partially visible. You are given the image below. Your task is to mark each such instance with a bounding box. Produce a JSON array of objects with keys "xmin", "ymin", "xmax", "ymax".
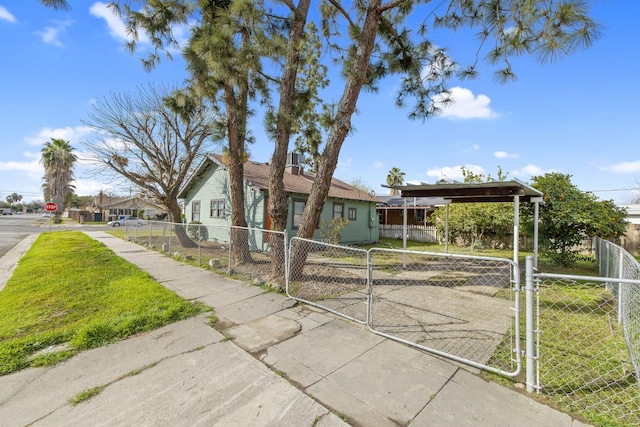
[{"xmin": 379, "ymin": 224, "xmax": 438, "ymax": 243}]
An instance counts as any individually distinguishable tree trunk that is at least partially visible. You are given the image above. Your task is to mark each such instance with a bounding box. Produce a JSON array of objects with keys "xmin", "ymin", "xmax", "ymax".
[
  {"xmin": 224, "ymin": 82, "xmax": 252, "ymax": 266},
  {"xmin": 268, "ymin": 0, "xmax": 311, "ymax": 280},
  {"xmin": 290, "ymin": 1, "xmax": 381, "ymax": 278},
  {"xmin": 167, "ymin": 198, "xmax": 196, "ymax": 248}
]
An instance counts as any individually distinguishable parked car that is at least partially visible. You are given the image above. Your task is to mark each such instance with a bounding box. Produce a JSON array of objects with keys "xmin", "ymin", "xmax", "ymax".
[
  {"xmin": 42, "ymin": 212, "xmax": 52, "ymax": 218},
  {"xmin": 2, "ymin": 209, "xmax": 13, "ymax": 215},
  {"xmin": 106, "ymin": 216, "xmax": 147, "ymax": 227}
]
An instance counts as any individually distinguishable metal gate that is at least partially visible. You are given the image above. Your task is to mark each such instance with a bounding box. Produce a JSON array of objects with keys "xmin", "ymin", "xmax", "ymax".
[
  {"xmin": 286, "ymin": 237, "xmax": 522, "ymax": 376},
  {"xmin": 286, "ymin": 237, "xmax": 369, "ymax": 324},
  {"xmin": 368, "ymin": 248, "xmax": 522, "ymax": 376}
]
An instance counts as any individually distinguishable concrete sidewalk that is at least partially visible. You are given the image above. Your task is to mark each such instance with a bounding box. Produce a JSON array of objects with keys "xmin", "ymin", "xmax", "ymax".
[{"xmin": 0, "ymin": 232, "xmax": 590, "ymax": 426}]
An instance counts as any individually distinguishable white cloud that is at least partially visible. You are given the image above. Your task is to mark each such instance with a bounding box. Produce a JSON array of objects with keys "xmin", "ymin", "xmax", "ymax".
[
  {"xmin": 0, "ymin": 159, "xmax": 42, "ymax": 179},
  {"xmin": 72, "ymin": 178, "xmax": 115, "ymax": 196},
  {"xmin": 426, "ymin": 164, "xmax": 485, "ymax": 182},
  {"xmin": 90, "ymin": 1, "xmax": 150, "ymax": 45},
  {"xmin": 373, "ymin": 161, "xmax": 384, "ymax": 168},
  {"xmin": 601, "ymin": 161, "xmax": 640, "ymax": 174},
  {"xmin": 435, "ymin": 87, "xmax": 499, "ymax": 120},
  {"xmin": 24, "ymin": 126, "xmax": 94, "ymax": 147},
  {"xmin": 0, "ymin": 6, "xmax": 16, "ymax": 23},
  {"xmin": 420, "ymin": 48, "xmax": 455, "ymax": 82},
  {"xmin": 512, "ymin": 164, "xmax": 555, "ymax": 177},
  {"xmin": 339, "ymin": 157, "xmax": 353, "ymax": 168},
  {"xmin": 494, "ymin": 151, "xmax": 519, "ymax": 159},
  {"xmin": 36, "ymin": 20, "xmax": 74, "ymax": 47},
  {"xmin": 90, "ymin": 2, "xmax": 191, "ymax": 53}
]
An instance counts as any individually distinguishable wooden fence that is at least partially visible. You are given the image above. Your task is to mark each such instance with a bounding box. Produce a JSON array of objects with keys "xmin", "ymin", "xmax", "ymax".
[{"xmin": 379, "ymin": 224, "xmax": 438, "ymax": 243}]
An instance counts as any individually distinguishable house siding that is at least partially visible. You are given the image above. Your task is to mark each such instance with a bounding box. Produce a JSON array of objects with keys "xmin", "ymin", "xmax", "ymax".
[
  {"xmin": 183, "ymin": 164, "xmax": 270, "ymax": 249},
  {"xmin": 184, "ymin": 164, "xmax": 230, "ymax": 244},
  {"xmin": 182, "ymin": 158, "xmax": 379, "ymax": 246},
  {"xmin": 327, "ymin": 198, "xmax": 379, "ymax": 244},
  {"xmin": 284, "ymin": 195, "xmax": 379, "ymax": 244}
]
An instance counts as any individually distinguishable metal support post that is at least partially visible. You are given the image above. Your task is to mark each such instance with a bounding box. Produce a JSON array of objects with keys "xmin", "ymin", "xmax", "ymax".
[
  {"xmin": 445, "ymin": 202, "xmax": 449, "ymax": 254},
  {"xmin": 618, "ymin": 249, "xmax": 624, "ymax": 324},
  {"xmin": 402, "ymin": 197, "xmax": 407, "ymax": 268},
  {"xmin": 513, "ymin": 195, "xmax": 520, "ymax": 267},
  {"xmin": 525, "ymin": 256, "xmax": 536, "ymax": 394}
]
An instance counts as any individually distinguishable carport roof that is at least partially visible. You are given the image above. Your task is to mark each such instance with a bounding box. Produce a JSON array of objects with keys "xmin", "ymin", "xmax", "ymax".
[{"xmin": 388, "ymin": 179, "xmax": 543, "ymax": 203}]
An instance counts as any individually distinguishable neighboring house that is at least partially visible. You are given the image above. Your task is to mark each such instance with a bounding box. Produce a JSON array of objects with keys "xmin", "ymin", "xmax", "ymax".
[
  {"xmin": 619, "ymin": 205, "xmax": 640, "ymax": 256},
  {"xmin": 376, "ymin": 196, "xmax": 445, "ymax": 226},
  {"xmin": 95, "ymin": 194, "xmax": 167, "ymax": 222},
  {"xmin": 178, "ymin": 153, "xmax": 381, "ymax": 245}
]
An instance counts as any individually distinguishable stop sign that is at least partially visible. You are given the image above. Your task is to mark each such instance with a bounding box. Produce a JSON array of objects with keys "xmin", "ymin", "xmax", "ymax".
[{"xmin": 45, "ymin": 202, "xmax": 57, "ymax": 212}]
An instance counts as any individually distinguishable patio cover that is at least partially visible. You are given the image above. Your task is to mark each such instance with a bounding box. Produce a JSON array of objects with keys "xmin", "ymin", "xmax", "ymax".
[
  {"xmin": 386, "ymin": 179, "xmax": 543, "ymax": 268},
  {"xmin": 392, "ymin": 179, "xmax": 543, "ymax": 203}
]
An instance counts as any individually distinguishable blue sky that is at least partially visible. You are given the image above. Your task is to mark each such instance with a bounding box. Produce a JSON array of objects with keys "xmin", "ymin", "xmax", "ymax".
[{"xmin": 1, "ymin": 1, "xmax": 639, "ymax": 205}]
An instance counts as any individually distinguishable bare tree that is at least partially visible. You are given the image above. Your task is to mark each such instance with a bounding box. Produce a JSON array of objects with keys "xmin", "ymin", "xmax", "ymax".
[{"xmin": 82, "ymin": 84, "xmax": 218, "ymax": 246}]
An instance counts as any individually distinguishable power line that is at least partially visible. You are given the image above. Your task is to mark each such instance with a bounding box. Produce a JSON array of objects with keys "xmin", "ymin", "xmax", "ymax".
[
  {"xmin": 0, "ymin": 190, "xmax": 43, "ymax": 197},
  {"xmin": 588, "ymin": 188, "xmax": 640, "ymax": 193}
]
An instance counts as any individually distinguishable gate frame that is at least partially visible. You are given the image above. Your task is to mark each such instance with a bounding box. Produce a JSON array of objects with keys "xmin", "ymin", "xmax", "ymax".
[
  {"xmin": 366, "ymin": 247, "xmax": 523, "ymax": 378},
  {"xmin": 286, "ymin": 236, "xmax": 370, "ymax": 325}
]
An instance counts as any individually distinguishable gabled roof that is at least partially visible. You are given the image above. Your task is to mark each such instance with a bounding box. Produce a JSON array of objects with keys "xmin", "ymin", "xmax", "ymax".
[
  {"xmin": 180, "ymin": 153, "xmax": 380, "ymax": 203},
  {"xmin": 97, "ymin": 195, "xmax": 165, "ymax": 210}
]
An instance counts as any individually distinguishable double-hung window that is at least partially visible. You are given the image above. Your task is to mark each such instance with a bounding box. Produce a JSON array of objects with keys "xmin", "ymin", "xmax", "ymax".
[
  {"xmin": 191, "ymin": 201, "xmax": 201, "ymax": 222},
  {"xmin": 348, "ymin": 207, "xmax": 357, "ymax": 221},
  {"xmin": 293, "ymin": 200, "xmax": 305, "ymax": 228},
  {"xmin": 333, "ymin": 203, "xmax": 344, "ymax": 219},
  {"xmin": 210, "ymin": 199, "xmax": 225, "ymax": 218}
]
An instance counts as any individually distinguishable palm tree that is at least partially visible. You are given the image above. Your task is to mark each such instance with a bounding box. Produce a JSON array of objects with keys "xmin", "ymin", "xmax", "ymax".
[
  {"xmin": 386, "ymin": 167, "xmax": 405, "ymax": 195},
  {"xmin": 41, "ymin": 138, "xmax": 76, "ymax": 223}
]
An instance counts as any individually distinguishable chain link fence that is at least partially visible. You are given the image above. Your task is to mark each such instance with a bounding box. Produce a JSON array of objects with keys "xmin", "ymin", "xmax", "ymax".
[
  {"xmin": 594, "ymin": 237, "xmax": 640, "ymax": 360},
  {"xmin": 287, "ymin": 237, "xmax": 369, "ymax": 324},
  {"xmin": 533, "ymin": 272, "xmax": 640, "ymax": 426},
  {"xmin": 125, "ymin": 221, "xmax": 286, "ymax": 289},
  {"xmin": 368, "ymin": 248, "xmax": 521, "ymax": 376},
  {"xmin": 529, "ymin": 237, "xmax": 640, "ymax": 426}
]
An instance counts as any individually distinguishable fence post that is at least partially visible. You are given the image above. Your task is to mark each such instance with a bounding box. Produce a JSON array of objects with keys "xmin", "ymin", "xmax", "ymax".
[
  {"xmin": 197, "ymin": 224, "xmax": 202, "ymax": 268},
  {"xmin": 228, "ymin": 226, "xmax": 233, "ymax": 276},
  {"xmin": 284, "ymin": 229, "xmax": 289, "ymax": 293},
  {"xmin": 525, "ymin": 255, "xmax": 536, "ymax": 394},
  {"xmin": 367, "ymin": 249, "xmax": 373, "ymax": 327},
  {"xmin": 402, "ymin": 198, "xmax": 407, "ymax": 268},
  {"xmin": 618, "ymin": 246, "xmax": 624, "ymax": 324}
]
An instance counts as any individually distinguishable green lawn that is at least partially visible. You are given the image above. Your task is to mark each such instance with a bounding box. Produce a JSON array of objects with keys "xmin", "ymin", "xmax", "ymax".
[{"xmin": 0, "ymin": 231, "xmax": 209, "ymax": 375}]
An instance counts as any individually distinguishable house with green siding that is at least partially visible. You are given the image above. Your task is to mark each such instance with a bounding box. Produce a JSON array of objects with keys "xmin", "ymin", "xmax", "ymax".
[{"xmin": 179, "ymin": 153, "xmax": 380, "ymax": 246}]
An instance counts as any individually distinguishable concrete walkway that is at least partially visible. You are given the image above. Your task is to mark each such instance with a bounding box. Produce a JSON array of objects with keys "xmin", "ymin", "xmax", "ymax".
[{"xmin": 0, "ymin": 231, "xmax": 590, "ymax": 426}]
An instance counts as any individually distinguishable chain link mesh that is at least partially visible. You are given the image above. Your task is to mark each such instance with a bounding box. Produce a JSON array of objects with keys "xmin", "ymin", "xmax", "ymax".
[
  {"xmin": 228, "ymin": 226, "xmax": 286, "ymax": 289},
  {"xmin": 131, "ymin": 221, "xmax": 286, "ymax": 289},
  {"xmin": 287, "ymin": 237, "xmax": 369, "ymax": 324},
  {"xmin": 535, "ymin": 274, "xmax": 640, "ymax": 426},
  {"xmin": 594, "ymin": 237, "xmax": 640, "ymax": 380},
  {"xmin": 368, "ymin": 248, "xmax": 519, "ymax": 374}
]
